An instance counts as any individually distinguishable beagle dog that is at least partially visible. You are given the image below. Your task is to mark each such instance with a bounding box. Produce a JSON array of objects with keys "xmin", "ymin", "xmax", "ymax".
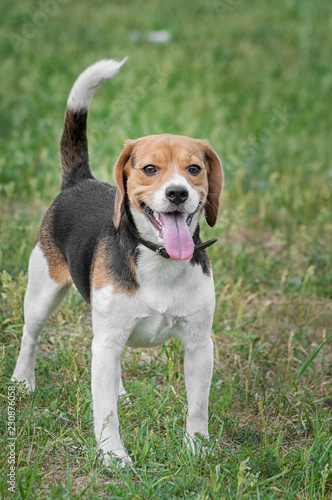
[{"xmin": 12, "ymin": 59, "xmax": 223, "ymax": 466}]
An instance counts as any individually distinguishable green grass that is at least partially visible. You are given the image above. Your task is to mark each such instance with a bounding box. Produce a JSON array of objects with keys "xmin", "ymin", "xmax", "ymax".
[{"xmin": 1, "ymin": 0, "xmax": 332, "ymax": 497}]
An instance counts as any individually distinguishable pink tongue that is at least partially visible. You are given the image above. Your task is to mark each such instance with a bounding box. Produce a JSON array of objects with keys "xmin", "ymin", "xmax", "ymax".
[{"xmin": 161, "ymin": 212, "xmax": 194, "ymax": 260}]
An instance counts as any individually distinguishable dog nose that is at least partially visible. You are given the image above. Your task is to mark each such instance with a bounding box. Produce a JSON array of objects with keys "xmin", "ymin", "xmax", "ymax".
[{"xmin": 165, "ymin": 185, "xmax": 189, "ymax": 205}]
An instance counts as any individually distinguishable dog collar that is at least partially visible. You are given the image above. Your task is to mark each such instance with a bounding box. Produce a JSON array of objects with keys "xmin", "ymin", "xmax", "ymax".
[{"xmin": 125, "ymin": 212, "xmax": 217, "ymax": 259}]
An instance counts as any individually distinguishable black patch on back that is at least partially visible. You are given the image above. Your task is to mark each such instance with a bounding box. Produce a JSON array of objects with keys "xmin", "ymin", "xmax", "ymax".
[{"xmin": 49, "ymin": 179, "xmax": 139, "ymax": 304}]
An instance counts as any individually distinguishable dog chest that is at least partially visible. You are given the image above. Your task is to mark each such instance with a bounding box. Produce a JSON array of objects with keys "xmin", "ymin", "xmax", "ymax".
[{"xmin": 126, "ymin": 312, "xmax": 185, "ymax": 347}]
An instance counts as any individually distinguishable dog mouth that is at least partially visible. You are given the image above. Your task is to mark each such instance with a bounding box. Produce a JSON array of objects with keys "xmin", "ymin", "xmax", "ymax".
[
  {"xmin": 140, "ymin": 202, "xmax": 196, "ymax": 260},
  {"xmin": 140, "ymin": 202, "xmax": 194, "ymax": 235}
]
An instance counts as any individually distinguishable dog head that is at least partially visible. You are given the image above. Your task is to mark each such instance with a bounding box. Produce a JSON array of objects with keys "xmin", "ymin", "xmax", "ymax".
[{"xmin": 113, "ymin": 134, "xmax": 223, "ymax": 260}]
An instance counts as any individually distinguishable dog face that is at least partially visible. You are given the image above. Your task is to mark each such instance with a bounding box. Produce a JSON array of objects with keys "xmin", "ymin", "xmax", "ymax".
[{"xmin": 113, "ymin": 134, "xmax": 223, "ymax": 260}]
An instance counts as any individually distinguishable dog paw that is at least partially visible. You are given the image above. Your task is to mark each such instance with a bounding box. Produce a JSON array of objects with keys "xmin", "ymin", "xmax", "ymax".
[
  {"xmin": 184, "ymin": 432, "xmax": 210, "ymax": 456},
  {"xmin": 11, "ymin": 373, "xmax": 35, "ymax": 393},
  {"xmin": 99, "ymin": 448, "xmax": 132, "ymax": 468}
]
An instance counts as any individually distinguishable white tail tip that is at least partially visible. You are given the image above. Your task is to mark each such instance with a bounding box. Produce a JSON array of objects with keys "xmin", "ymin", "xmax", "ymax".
[{"xmin": 67, "ymin": 57, "xmax": 128, "ymax": 111}]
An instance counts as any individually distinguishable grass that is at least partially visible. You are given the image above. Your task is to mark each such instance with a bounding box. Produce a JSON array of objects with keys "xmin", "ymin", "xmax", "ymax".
[{"xmin": 1, "ymin": 0, "xmax": 332, "ymax": 497}]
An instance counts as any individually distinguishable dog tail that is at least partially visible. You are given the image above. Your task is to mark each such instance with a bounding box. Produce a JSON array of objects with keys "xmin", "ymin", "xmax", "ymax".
[{"xmin": 60, "ymin": 58, "xmax": 127, "ymax": 190}]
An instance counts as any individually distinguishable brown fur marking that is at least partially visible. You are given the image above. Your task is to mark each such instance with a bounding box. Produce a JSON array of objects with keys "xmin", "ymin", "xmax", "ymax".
[
  {"xmin": 114, "ymin": 134, "xmax": 222, "ymax": 227},
  {"xmin": 34, "ymin": 208, "xmax": 72, "ymax": 286},
  {"xmin": 92, "ymin": 237, "xmax": 138, "ymax": 297}
]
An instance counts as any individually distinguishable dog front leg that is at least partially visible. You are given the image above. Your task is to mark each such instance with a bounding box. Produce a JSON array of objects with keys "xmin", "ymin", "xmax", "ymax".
[
  {"xmin": 183, "ymin": 338, "xmax": 214, "ymax": 452},
  {"xmin": 91, "ymin": 337, "xmax": 131, "ymax": 466}
]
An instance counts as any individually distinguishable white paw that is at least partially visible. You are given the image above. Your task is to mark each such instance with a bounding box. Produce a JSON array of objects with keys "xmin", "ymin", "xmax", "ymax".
[
  {"xmin": 185, "ymin": 432, "xmax": 210, "ymax": 456},
  {"xmin": 99, "ymin": 448, "xmax": 132, "ymax": 468},
  {"xmin": 11, "ymin": 372, "xmax": 35, "ymax": 393}
]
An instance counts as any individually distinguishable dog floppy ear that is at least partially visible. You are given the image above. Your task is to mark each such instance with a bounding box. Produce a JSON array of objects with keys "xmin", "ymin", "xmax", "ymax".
[
  {"xmin": 200, "ymin": 140, "xmax": 223, "ymax": 227},
  {"xmin": 113, "ymin": 140, "xmax": 137, "ymax": 228}
]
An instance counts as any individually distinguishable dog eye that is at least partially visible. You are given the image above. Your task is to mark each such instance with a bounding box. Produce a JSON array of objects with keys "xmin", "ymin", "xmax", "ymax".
[
  {"xmin": 187, "ymin": 164, "xmax": 202, "ymax": 176},
  {"xmin": 142, "ymin": 165, "xmax": 158, "ymax": 175}
]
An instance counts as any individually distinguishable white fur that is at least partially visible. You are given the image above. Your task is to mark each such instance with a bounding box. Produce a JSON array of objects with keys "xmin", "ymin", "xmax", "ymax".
[
  {"xmin": 91, "ymin": 251, "xmax": 215, "ymax": 465},
  {"xmin": 12, "ymin": 245, "xmax": 71, "ymax": 391},
  {"xmin": 151, "ymin": 172, "xmax": 200, "ymax": 215},
  {"xmin": 67, "ymin": 58, "xmax": 127, "ymax": 111}
]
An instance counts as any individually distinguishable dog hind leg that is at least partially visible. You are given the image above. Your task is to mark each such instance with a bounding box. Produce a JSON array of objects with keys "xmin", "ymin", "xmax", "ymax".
[{"xmin": 12, "ymin": 244, "xmax": 71, "ymax": 392}]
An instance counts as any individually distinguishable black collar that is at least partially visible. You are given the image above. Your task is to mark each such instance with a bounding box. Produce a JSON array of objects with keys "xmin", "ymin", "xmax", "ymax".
[{"xmin": 125, "ymin": 210, "xmax": 217, "ymax": 259}]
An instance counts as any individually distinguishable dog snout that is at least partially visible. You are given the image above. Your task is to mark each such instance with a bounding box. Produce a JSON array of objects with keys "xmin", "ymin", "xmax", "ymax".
[{"xmin": 165, "ymin": 185, "xmax": 189, "ymax": 206}]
